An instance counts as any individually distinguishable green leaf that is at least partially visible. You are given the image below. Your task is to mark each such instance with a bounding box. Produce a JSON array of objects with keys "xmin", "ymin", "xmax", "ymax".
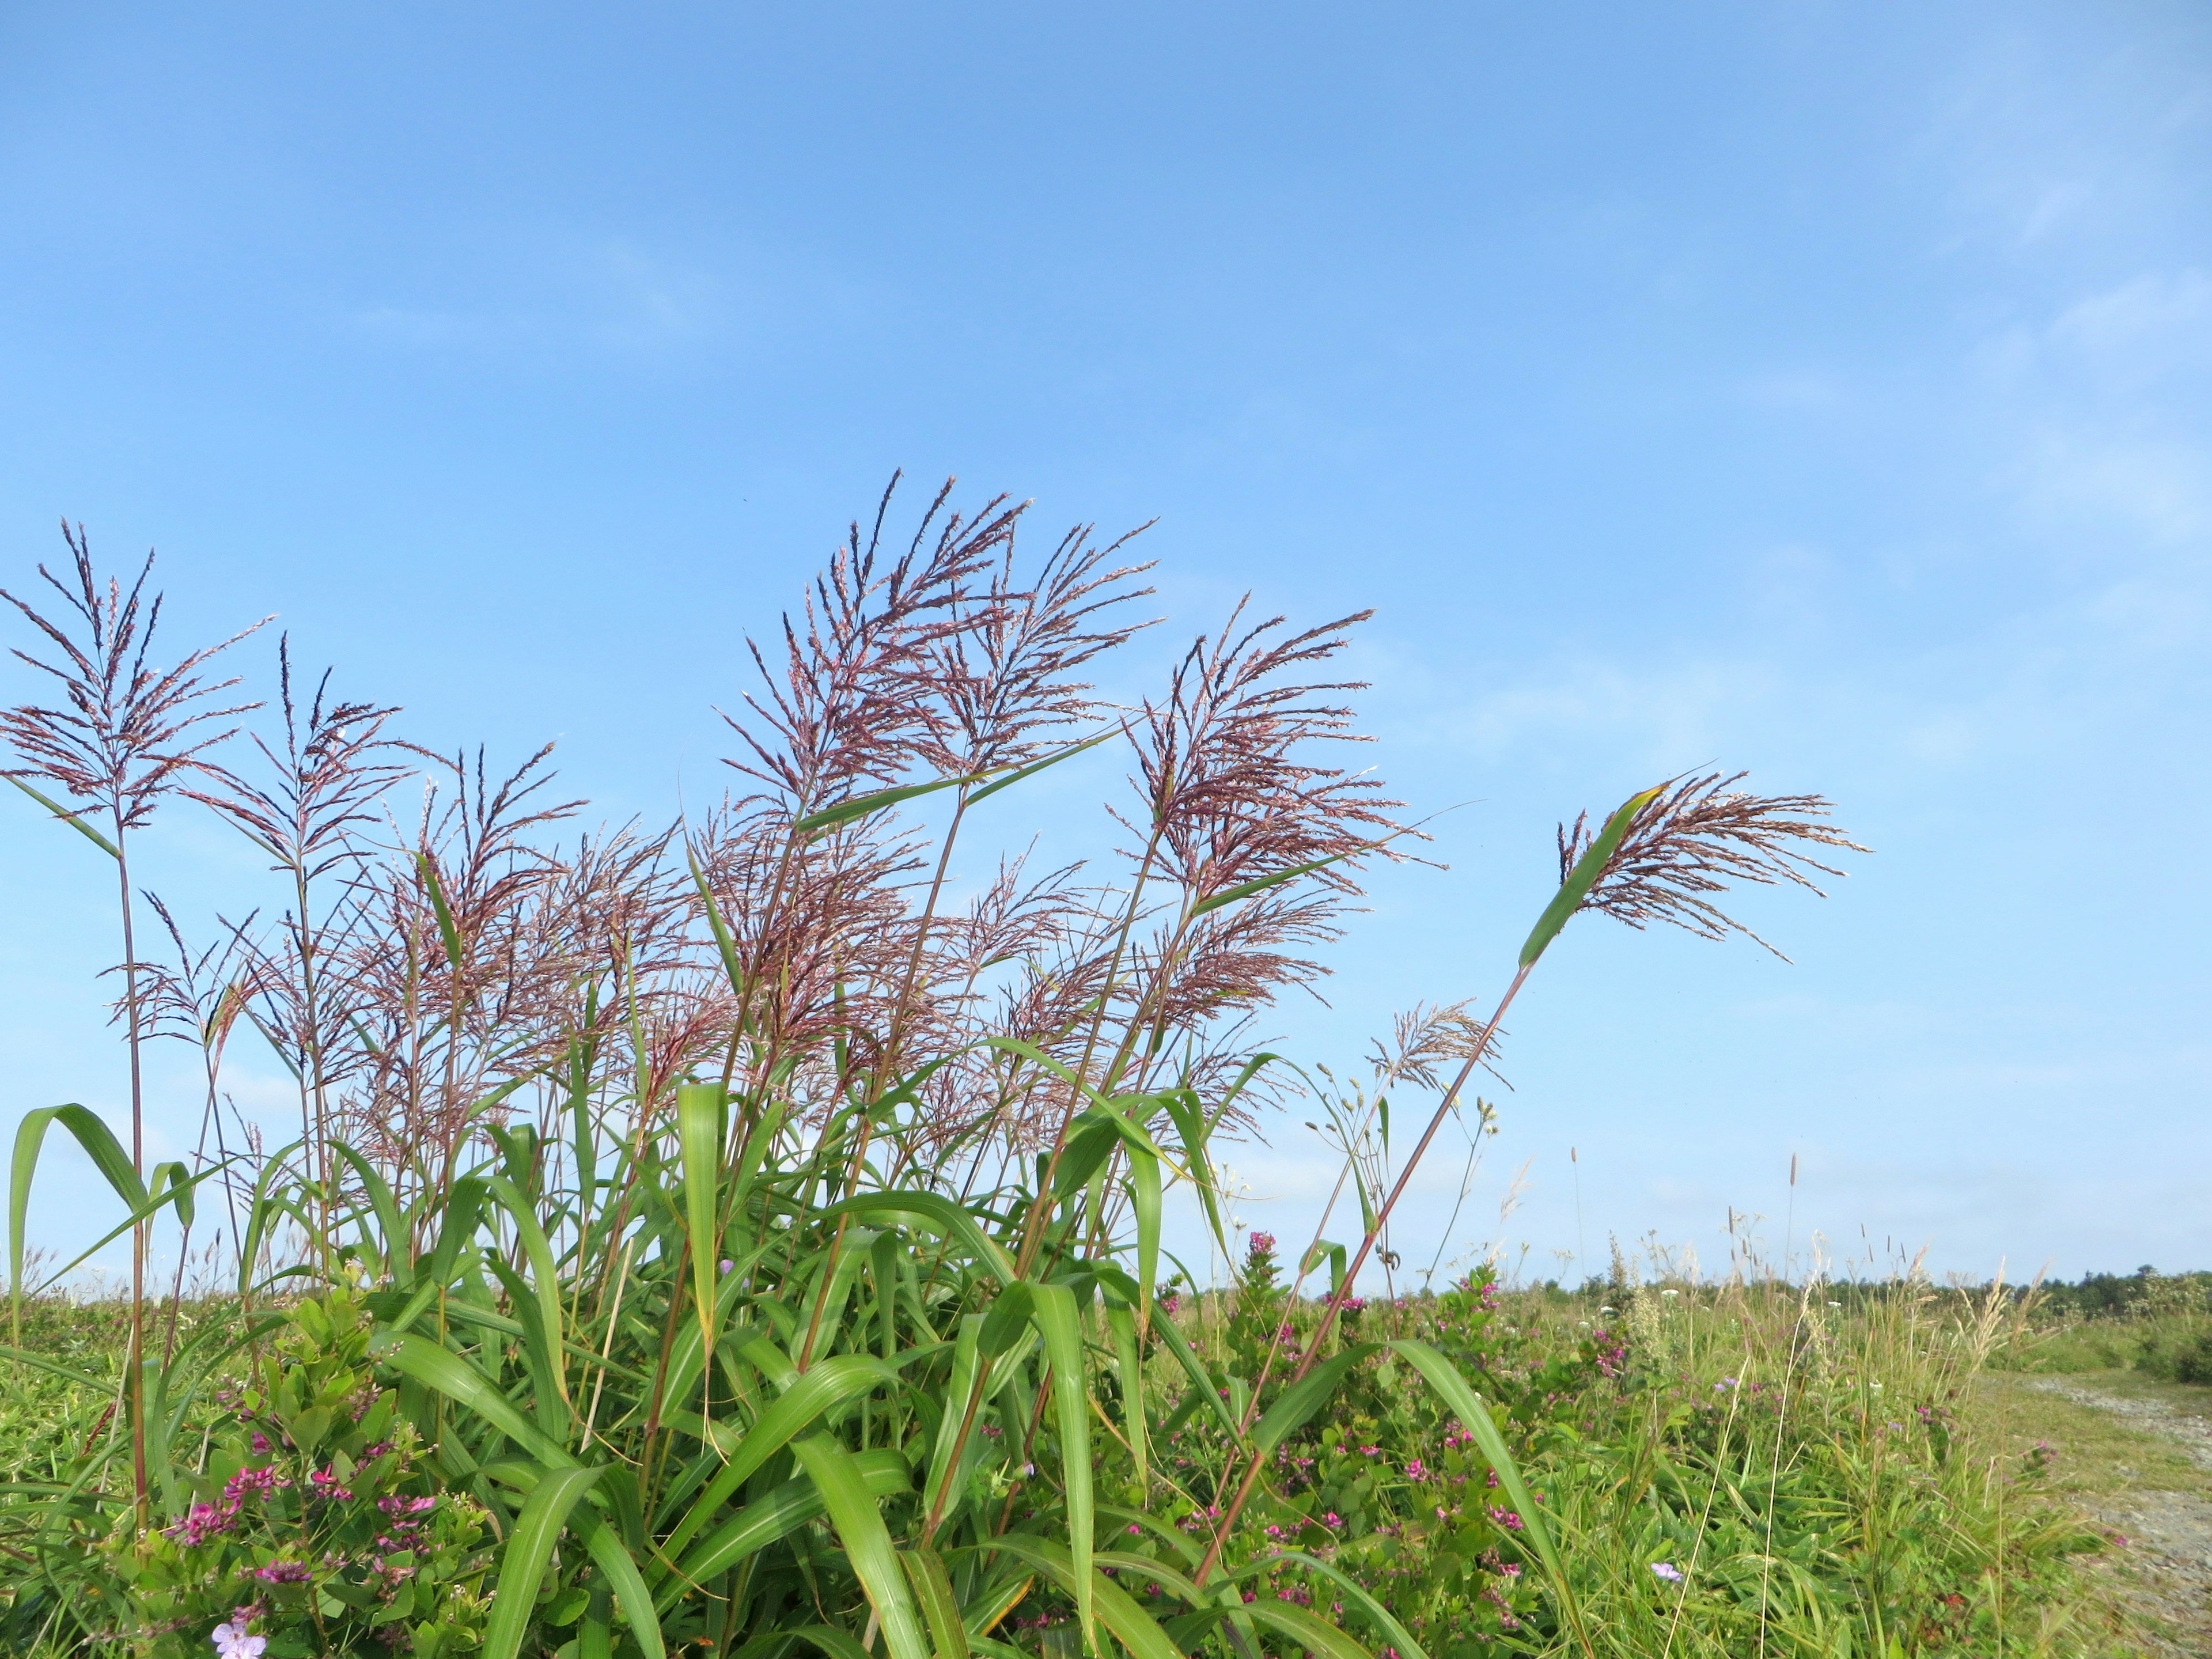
[
  {"xmin": 1222, "ymin": 1551, "xmax": 1425, "ymax": 1659},
  {"xmin": 482, "ymin": 1461, "xmax": 665, "ymax": 1659},
  {"xmin": 1300, "ymin": 1240, "xmax": 1347, "ymax": 1302},
  {"xmin": 482, "ymin": 1465, "xmax": 605, "ymax": 1659},
  {"xmin": 2, "ymin": 774, "xmax": 118, "ymax": 857},
  {"xmin": 961, "ymin": 1573, "xmax": 1036, "ymax": 1640},
  {"xmin": 967, "ymin": 1535, "xmax": 1184, "ymax": 1659},
  {"xmin": 1104, "ymin": 1302, "xmax": 1147, "ymax": 1483},
  {"xmin": 1518, "ymin": 784, "xmax": 1664, "ymax": 968},
  {"xmin": 687, "ymin": 846, "xmax": 748, "ymax": 998},
  {"xmin": 426, "ymin": 1176, "xmax": 488, "ymax": 1289},
  {"xmin": 368, "ymin": 1328, "xmax": 572, "ymax": 1467},
  {"xmin": 827, "ymin": 1192, "xmax": 1016, "ymax": 1286},
  {"xmin": 1027, "ymin": 1281, "xmax": 1094, "ymax": 1651},
  {"xmin": 660, "ymin": 1353, "xmax": 900, "ymax": 1563},
  {"xmin": 12, "ymin": 1105, "xmax": 220, "ymax": 1341},
  {"xmin": 414, "ymin": 851, "xmax": 465, "ymax": 973},
  {"xmin": 1248, "ymin": 1347, "xmax": 1376, "ymax": 1457},
  {"xmin": 1189, "ymin": 850, "xmax": 1353, "ymax": 918},
  {"xmin": 1148, "ymin": 1315, "xmax": 1243, "ymax": 1443},
  {"xmin": 960, "ymin": 727, "xmax": 1118, "ymax": 806},
  {"xmin": 328, "ymin": 1142, "xmax": 406, "ymax": 1283},
  {"xmin": 790, "ymin": 1434, "xmax": 933, "ymax": 1659},
  {"xmin": 677, "ymin": 1079, "xmax": 726, "ymax": 1376},
  {"xmin": 1236, "ymin": 1601, "xmax": 1373, "ymax": 1659},
  {"xmin": 483, "ymin": 1176, "xmax": 573, "ymax": 1416},
  {"xmin": 1387, "ymin": 1339, "xmax": 1588, "ymax": 1651},
  {"xmin": 900, "ymin": 1544, "xmax": 970, "ymax": 1659},
  {"xmin": 669, "ymin": 1450, "xmax": 910, "ymax": 1592},
  {"xmin": 795, "ymin": 771, "xmax": 991, "ymax": 836}
]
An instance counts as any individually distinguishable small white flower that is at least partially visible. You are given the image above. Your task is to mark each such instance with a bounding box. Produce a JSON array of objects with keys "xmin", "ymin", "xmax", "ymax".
[{"xmin": 211, "ymin": 1624, "xmax": 267, "ymax": 1659}]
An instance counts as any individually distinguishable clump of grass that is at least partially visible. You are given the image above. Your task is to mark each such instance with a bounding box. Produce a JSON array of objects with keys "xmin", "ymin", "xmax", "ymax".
[{"xmin": 0, "ymin": 481, "xmax": 1876, "ymax": 1658}]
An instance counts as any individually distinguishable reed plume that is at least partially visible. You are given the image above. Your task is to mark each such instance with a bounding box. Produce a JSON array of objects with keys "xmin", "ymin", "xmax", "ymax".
[{"xmin": 0, "ymin": 522, "xmax": 267, "ymax": 1518}]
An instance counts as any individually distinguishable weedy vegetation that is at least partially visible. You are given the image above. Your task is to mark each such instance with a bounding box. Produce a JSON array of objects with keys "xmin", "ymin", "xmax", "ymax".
[{"xmin": 0, "ymin": 481, "xmax": 2123, "ymax": 1657}]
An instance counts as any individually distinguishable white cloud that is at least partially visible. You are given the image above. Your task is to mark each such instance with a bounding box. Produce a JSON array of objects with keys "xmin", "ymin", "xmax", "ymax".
[
  {"xmin": 347, "ymin": 239, "xmax": 728, "ymax": 357},
  {"xmin": 2049, "ymin": 269, "xmax": 2212, "ymax": 380}
]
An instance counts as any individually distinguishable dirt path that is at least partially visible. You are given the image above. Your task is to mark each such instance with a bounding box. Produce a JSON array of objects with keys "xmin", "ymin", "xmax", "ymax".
[{"xmin": 2029, "ymin": 1378, "xmax": 2212, "ymax": 1650}]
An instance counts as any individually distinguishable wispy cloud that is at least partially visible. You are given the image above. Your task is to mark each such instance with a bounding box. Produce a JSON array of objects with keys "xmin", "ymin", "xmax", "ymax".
[{"xmin": 347, "ymin": 237, "xmax": 729, "ymax": 358}]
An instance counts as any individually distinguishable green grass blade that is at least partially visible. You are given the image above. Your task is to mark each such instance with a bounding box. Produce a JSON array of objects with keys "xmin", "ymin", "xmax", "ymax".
[
  {"xmin": 790, "ymin": 1434, "xmax": 933, "ymax": 1659},
  {"xmin": 368, "ymin": 1328, "xmax": 573, "ymax": 1466},
  {"xmin": 483, "ymin": 1464, "xmax": 605, "ymax": 1659},
  {"xmin": 687, "ymin": 846, "xmax": 749, "ymax": 997},
  {"xmin": 484, "ymin": 1175, "xmax": 572, "ymax": 1414},
  {"xmin": 900, "ymin": 1544, "xmax": 971, "ymax": 1659},
  {"xmin": 328, "ymin": 1141, "xmax": 406, "ymax": 1282},
  {"xmin": 960, "ymin": 726, "xmax": 1117, "ymax": 807},
  {"xmin": 923, "ymin": 1315, "xmax": 984, "ymax": 1527},
  {"xmin": 1188, "ymin": 850, "xmax": 1353, "ymax": 918},
  {"xmin": 828, "ymin": 1192, "xmax": 1016, "ymax": 1286},
  {"xmin": 1, "ymin": 774, "xmax": 119, "ymax": 857},
  {"xmin": 1518, "ymin": 784, "xmax": 1663, "ymax": 968},
  {"xmin": 1221, "ymin": 1551, "xmax": 1424, "ymax": 1659},
  {"xmin": 1248, "ymin": 1347, "xmax": 1375, "ymax": 1457},
  {"xmin": 670, "ymin": 1449, "xmax": 910, "ymax": 1592},
  {"xmin": 1104, "ymin": 1302, "xmax": 1147, "ymax": 1483},
  {"xmin": 660, "ymin": 1353, "xmax": 900, "ymax": 1562},
  {"xmin": 966, "ymin": 1535, "xmax": 1184, "ymax": 1659},
  {"xmin": 1387, "ymin": 1339, "xmax": 1588, "ymax": 1649},
  {"xmin": 1027, "ymin": 1280, "xmax": 1094, "ymax": 1650},
  {"xmin": 1236, "ymin": 1601, "xmax": 1372, "ymax": 1659},
  {"xmin": 413, "ymin": 851, "xmax": 465, "ymax": 972},
  {"xmin": 677, "ymin": 1079, "xmax": 726, "ymax": 1375},
  {"xmin": 794, "ymin": 771, "xmax": 990, "ymax": 836},
  {"xmin": 1149, "ymin": 1315, "xmax": 1243, "ymax": 1442}
]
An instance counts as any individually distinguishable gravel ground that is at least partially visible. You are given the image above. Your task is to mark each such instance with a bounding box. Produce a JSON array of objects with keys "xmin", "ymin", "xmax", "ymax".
[{"xmin": 2031, "ymin": 1378, "xmax": 2212, "ymax": 1653}]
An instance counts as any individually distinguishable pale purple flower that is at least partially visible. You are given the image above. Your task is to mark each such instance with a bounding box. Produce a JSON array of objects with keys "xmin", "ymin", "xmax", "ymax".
[
  {"xmin": 211, "ymin": 1623, "xmax": 266, "ymax": 1659},
  {"xmin": 1650, "ymin": 1562, "xmax": 1685, "ymax": 1583}
]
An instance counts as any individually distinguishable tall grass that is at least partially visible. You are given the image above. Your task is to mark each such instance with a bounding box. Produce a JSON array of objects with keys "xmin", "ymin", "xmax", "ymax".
[{"xmin": 0, "ymin": 481, "xmax": 1860, "ymax": 1658}]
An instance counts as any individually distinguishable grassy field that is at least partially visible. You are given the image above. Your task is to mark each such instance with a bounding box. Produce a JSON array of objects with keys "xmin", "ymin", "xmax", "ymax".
[
  {"xmin": 0, "ymin": 497, "xmax": 2151, "ymax": 1657},
  {"xmin": 6, "ymin": 1270, "xmax": 2199, "ymax": 1657}
]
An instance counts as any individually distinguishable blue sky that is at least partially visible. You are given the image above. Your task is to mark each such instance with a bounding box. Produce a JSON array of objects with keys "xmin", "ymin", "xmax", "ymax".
[{"xmin": 1, "ymin": 3, "xmax": 2206, "ymax": 1285}]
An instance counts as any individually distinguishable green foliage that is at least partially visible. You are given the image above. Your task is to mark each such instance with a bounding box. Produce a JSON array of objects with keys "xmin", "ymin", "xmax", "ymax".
[{"xmin": 97, "ymin": 1289, "xmax": 494, "ymax": 1658}]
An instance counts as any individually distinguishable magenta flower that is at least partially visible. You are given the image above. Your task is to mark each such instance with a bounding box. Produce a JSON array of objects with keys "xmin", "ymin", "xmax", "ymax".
[
  {"xmin": 224, "ymin": 1466, "xmax": 279, "ymax": 1503},
  {"xmin": 164, "ymin": 1502, "xmax": 238, "ymax": 1546},
  {"xmin": 1404, "ymin": 1458, "xmax": 1428, "ymax": 1481}
]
